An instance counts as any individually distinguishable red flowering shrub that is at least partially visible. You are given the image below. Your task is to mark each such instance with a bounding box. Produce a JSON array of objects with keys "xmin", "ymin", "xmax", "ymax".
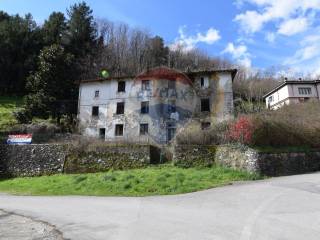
[{"xmin": 227, "ymin": 116, "xmax": 255, "ymax": 145}]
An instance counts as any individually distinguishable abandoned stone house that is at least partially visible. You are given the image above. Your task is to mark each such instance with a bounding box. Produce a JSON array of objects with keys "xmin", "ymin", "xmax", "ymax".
[{"xmin": 77, "ymin": 67, "xmax": 236, "ymax": 144}]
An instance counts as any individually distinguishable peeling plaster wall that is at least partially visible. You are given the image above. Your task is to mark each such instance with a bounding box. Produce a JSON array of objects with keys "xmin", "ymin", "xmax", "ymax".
[
  {"xmin": 78, "ymin": 72, "xmax": 234, "ymax": 144},
  {"xmin": 193, "ymin": 72, "xmax": 234, "ymax": 123}
]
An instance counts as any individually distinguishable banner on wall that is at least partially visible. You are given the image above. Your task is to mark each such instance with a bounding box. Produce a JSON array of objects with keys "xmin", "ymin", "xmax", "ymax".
[{"xmin": 7, "ymin": 134, "xmax": 32, "ymax": 145}]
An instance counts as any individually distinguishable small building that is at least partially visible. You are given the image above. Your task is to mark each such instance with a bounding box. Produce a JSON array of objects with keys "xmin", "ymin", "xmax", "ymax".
[
  {"xmin": 77, "ymin": 67, "xmax": 236, "ymax": 144},
  {"xmin": 263, "ymin": 80, "xmax": 320, "ymax": 110}
]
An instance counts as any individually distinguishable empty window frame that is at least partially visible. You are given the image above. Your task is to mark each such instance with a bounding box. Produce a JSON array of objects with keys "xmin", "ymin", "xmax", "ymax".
[
  {"xmin": 141, "ymin": 101, "xmax": 149, "ymax": 114},
  {"xmin": 141, "ymin": 80, "xmax": 150, "ymax": 90},
  {"xmin": 201, "ymin": 98, "xmax": 210, "ymax": 112},
  {"xmin": 298, "ymin": 87, "xmax": 312, "ymax": 95},
  {"xmin": 92, "ymin": 106, "xmax": 99, "ymax": 116},
  {"xmin": 168, "ymin": 80, "xmax": 176, "ymax": 89},
  {"xmin": 118, "ymin": 81, "xmax": 126, "ymax": 92},
  {"xmin": 140, "ymin": 123, "xmax": 148, "ymax": 135},
  {"xmin": 116, "ymin": 102, "xmax": 125, "ymax": 114},
  {"xmin": 115, "ymin": 124, "xmax": 124, "ymax": 136},
  {"xmin": 94, "ymin": 90, "xmax": 100, "ymax": 98},
  {"xmin": 201, "ymin": 122, "xmax": 211, "ymax": 130},
  {"xmin": 200, "ymin": 77, "xmax": 209, "ymax": 88}
]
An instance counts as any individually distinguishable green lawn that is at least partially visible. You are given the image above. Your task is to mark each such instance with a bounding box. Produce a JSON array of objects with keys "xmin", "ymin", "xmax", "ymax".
[
  {"xmin": 0, "ymin": 165, "xmax": 261, "ymax": 196},
  {"xmin": 0, "ymin": 96, "xmax": 23, "ymax": 131}
]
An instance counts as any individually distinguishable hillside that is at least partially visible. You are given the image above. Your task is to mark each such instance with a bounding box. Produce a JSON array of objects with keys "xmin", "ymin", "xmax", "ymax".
[{"xmin": 0, "ymin": 96, "xmax": 23, "ymax": 131}]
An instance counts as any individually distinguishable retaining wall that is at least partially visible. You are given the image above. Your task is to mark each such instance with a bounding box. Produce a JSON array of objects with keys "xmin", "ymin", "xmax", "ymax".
[
  {"xmin": 0, "ymin": 144, "xmax": 66, "ymax": 177},
  {"xmin": 0, "ymin": 144, "xmax": 154, "ymax": 177},
  {"xmin": 174, "ymin": 144, "xmax": 320, "ymax": 176}
]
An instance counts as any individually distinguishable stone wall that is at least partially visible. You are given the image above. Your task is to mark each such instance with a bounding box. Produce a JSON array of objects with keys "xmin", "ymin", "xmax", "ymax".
[
  {"xmin": 64, "ymin": 144, "xmax": 151, "ymax": 173},
  {"xmin": 215, "ymin": 145, "xmax": 320, "ymax": 176},
  {"xmin": 0, "ymin": 144, "xmax": 156, "ymax": 177},
  {"xmin": 214, "ymin": 145, "xmax": 259, "ymax": 173},
  {"xmin": 0, "ymin": 144, "xmax": 66, "ymax": 177},
  {"xmin": 173, "ymin": 145, "xmax": 216, "ymax": 167},
  {"xmin": 174, "ymin": 144, "xmax": 320, "ymax": 176},
  {"xmin": 256, "ymin": 152, "xmax": 320, "ymax": 176}
]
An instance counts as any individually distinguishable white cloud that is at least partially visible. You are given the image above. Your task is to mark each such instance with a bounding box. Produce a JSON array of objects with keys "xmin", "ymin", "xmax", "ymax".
[
  {"xmin": 285, "ymin": 42, "xmax": 320, "ymax": 65},
  {"xmin": 170, "ymin": 26, "xmax": 221, "ymax": 51},
  {"xmin": 234, "ymin": 10, "xmax": 267, "ymax": 33},
  {"xmin": 222, "ymin": 42, "xmax": 252, "ymax": 68},
  {"xmin": 234, "ymin": 0, "xmax": 320, "ymax": 34},
  {"xmin": 278, "ymin": 17, "xmax": 309, "ymax": 36},
  {"xmin": 284, "ymin": 28, "xmax": 320, "ymax": 75},
  {"xmin": 265, "ymin": 32, "xmax": 276, "ymax": 42}
]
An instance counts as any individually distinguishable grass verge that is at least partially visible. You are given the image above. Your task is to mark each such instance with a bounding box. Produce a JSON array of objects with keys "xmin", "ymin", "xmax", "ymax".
[
  {"xmin": 0, "ymin": 165, "xmax": 261, "ymax": 196},
  {"xmin": 0, "ymin": 96, "xmax": 23, "ymax": 131}
]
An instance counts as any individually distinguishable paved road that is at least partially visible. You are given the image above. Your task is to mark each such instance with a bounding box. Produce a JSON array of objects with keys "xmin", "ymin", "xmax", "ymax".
[
  {"xmin": 1, "ymin": 173, "xmax": 320, "ymax": 240},
  {"xmin": 0, "ymin": 210, "xmax": 63, "ymax": 240}
]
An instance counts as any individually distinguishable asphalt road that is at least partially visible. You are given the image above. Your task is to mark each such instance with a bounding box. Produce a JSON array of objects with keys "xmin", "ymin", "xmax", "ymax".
[{"xmin": 1, "ymin": 173, "xmax": 320, "ymax": 240}]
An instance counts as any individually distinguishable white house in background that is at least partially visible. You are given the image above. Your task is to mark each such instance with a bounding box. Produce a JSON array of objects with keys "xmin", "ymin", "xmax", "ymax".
[
  {"xmin": 77, "ymin": 67, "xmax": 236, "ymax": 144},
  {"xmin": 263, "ymin": 80, "xmax": 320, "ymax": 110}
]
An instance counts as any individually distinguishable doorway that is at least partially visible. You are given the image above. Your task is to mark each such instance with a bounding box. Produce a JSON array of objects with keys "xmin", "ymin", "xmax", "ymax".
[{"xmin": 99, "ymin": 128, "xmax": 106, "ymax": 140}]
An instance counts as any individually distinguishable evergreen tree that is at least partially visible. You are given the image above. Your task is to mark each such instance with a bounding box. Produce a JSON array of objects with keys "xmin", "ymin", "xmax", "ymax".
[
  {"xmin": 66, "ymin": 1, "xmax": 97, "ymax": 58},
  {"xmin": 24, "ymin": 44, "xmax": 75, "ymax": 123},
  {"xmin": 42, "ymin": 12, "xmax": 67, "ymax": 45},
  {"xmin": 0, "ymin": 13, "xmax": 43, "ymax": 95}
]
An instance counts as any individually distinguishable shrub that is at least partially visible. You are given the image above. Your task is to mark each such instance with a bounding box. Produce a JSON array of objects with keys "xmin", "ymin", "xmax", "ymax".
[
  {"xmin": 227, "ymin": 116, "xmax": 255, "ymax": 144},
  {"xmin": 175, "ymin": 121, "xmax": 229, "ymax": 145},
  {"xmin": 249, "ymin": 102, "xmax": 320, "ymax": 148},
  {"xmin": 240, "ymin": 102, "xmax": 320, "ymax": 148},
  {"xmin": 13, "ymin": 109, "xmax": 32, "ymax": 124}
]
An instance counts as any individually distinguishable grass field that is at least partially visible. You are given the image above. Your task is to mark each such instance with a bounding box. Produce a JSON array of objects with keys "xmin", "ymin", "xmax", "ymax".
[
  {"xmin": 0, "ymin": 96, "xmax": 23, "ymax": 131},
  {"xmin": 0, "ymin": 165, "xmax": 261, "ymax": 196}
]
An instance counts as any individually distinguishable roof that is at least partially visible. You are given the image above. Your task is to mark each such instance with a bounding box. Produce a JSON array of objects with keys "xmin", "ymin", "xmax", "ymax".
[
  {"xmin": 263, "ymin": 80, "xmax": 320, "ymax": 99},
  {"xmin": 135, "ymin": 67, "xmax": 193, "ymax": 85},
  {"xmin": 78, "ymin": 67, "xmax": 238, "ymax": 84},
  {"xmin": 186, "ymin": 69, "xmax": 238, "ymax": 81}
]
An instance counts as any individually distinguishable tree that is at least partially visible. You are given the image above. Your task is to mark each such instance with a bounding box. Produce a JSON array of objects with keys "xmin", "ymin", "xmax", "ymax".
[
  {"xmin": 147, "ymin": 36, "xmax": 169, "ymax": 68},
  {"xmin": 24, "ymin": 44, "xmax": 75, "ymax": 123},
  {"xmin": 42, "ymin": 12, "xmax": 67, "ymax": 45},
  {"xmin": 0, "ymin": 13, "xmax": 43, "ymax": 95},
  {"xmin": 66, "ymin": 1, "xmax": 97, "ymax": 57}
]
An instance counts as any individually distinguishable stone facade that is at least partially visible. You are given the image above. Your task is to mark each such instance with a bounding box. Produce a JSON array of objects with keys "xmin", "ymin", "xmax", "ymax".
[
  {"xmin": 0, "ymin": 144, "xmax": 66, "ymax": 177},
  {"xmin": 0, "ymin": 144, "xmax": 156, "ymax": 177},
  {"xmin": 64, "ymin": 144, "xmax": 151, "ymax": 173},
  {"xmin": 173, "ymin": 145, "xmax": 216, "ymax": 168},
  {"xmin": 174, "ymin": 144, "xmax": 320, "ymax": 176}
]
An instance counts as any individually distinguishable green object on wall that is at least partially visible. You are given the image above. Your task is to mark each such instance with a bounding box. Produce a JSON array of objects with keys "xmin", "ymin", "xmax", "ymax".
[{"xmin": 101, "ymin": 70, "xmax": 109, "ymax": 78}]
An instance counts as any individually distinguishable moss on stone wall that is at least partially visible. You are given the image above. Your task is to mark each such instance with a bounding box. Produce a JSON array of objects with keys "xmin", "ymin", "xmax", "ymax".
[
  {"xmin": 64, "ymin": 143, "xmax": 151, "ymax": 173},
  {"xmin": 173, "ymin": 145, "xmax": 215, "ymax": 168}
]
